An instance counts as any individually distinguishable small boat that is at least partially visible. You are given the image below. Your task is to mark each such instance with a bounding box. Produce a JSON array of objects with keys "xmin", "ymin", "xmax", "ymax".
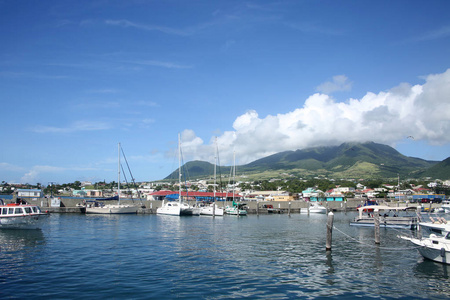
[
  {"xmin": 0, "ymin": 199, "xmax": 49, "ymax": 229},
  {"xmin": 400, "ymin": 232, "xmax": 450, "ymax": 264},
  {"xmin": 350, "ymin": 205, "xmax": 419, "ymax": 229},
  {"xmin": 157, "ymin": 200, "xmax": 182, "ymax": 216},
  {"xmin": 301, "ymin": 202, "xmax": 327, "ymax": 214},
  {"xmin": 225, "ymin": 203, "xmax": 247, "ymax": 215}
]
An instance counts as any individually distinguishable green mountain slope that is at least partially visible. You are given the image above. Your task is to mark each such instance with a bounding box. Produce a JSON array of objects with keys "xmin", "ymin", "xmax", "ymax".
[{"xmin": 164, "ymin": 142, "xmax": 443, "ymax": 180}]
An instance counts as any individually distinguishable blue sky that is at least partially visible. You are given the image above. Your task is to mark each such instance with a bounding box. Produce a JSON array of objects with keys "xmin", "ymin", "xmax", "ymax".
[{"xmin": 1, "ymin": 0, "xmax": 450, "ymax": 185}]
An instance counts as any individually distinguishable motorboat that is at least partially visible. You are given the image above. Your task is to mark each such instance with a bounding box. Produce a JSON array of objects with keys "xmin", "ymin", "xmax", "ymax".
[
  {"xmin": 441, "ymin": 201, "xmax": 450, "ymax": 214},
  {"xmin": 400, "ymin": 232, "xmax": 450, "ymax": 264},
  {"xmin": 0, "ymin": 200, "xmax": 49, "ymax": 229},
  {"xmin": 350, "ymin": 205, "xmax": 419, "ymax": 229},
  {"xmin": 301, "ymin": 202, "xmax": 327, "ymax": 214},
  {"xmin": 418, "ymin": 217, "xmax": 450, "ymax": 237},
  {"xmin": 157, "ymin": 200, "xmax": 182, "ymax": 216},
  {"xmin": 200, "ymin": 203, "xmax": 224, "ymax": 216}
]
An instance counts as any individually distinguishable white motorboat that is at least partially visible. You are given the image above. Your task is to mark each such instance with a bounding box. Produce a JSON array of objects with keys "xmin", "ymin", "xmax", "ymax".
[
  {"xmin": 400, "ymin": 232, "xmax": 450, "ymax": 264},
  {"xmin": 200, "ymin": 203, "xmax": 224, "ymax": 216},
  {"xmin": 301, "ymin": 202, "xmax": 327, "ymax": 214},
  {"xmin": 0, "ymin": 200, "xmax": 49, "ymax": 229},
  {"xmin": 418, "ymin": 217, "xmax": 450, "ymax": 236},
  {"xmin": 350, "ymin": 205, "xmax": 419, "ymax": 229},
  {"xmin": 157, "ymin": 200, "xmax": 182, "ymax": 216},
  {"xmin": 86, "ymin": 143, "xmax": 138, "ymax": 215},
  {"xmin": 441, "ymin": 201, "xmax": 450, "ymax": 214}
]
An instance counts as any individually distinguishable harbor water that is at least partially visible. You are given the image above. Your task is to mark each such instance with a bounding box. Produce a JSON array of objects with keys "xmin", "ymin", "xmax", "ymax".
[{"xmin": 1, "ymin": 212, "xmax": 449, "ymax": 299}]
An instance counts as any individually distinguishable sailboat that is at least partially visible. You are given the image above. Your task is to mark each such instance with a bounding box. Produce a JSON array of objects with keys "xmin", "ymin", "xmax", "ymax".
[
  {"xmin": 85, "ymin": 143, "xmax": 138, "ymax": 214},
  {"xmin": 200, "ymin": 137, "xmax": 224, "ymax": 216},
  {"xmin": 157, "ymin": 134, "xmax": 200, "ymax": 216},
  {"xmin": 225, "ymin": 151, "xmax": 247, "ymax": 216}
]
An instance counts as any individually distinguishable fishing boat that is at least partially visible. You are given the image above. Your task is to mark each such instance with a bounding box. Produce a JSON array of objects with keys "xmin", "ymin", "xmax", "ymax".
[
  {"xmin": 400, "ymin": 232, "xmax": 450, "ymax": 264},
  {"xmin": 157, "ymin": 134, "xmax": 199, "ymax": 216},
  {"xmin": 350, "ymin": 205, "xmax": 419, "ymax": 229},
  {"xmin": 0, "ymin": 199, "xmax": 49, "ymax": 229},
  {"xmin": 85, "ymin": 143, "xmax": 138, "ymax": 214}
]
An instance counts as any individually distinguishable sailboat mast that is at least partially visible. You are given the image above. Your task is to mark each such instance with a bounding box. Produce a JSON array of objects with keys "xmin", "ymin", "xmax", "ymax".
[
  {"xmin": 118, "ymin": 142, "xmax": 121, "ymax": 205},
  {"xmin": 232, "ymin": 151, "xmax": 235, "ymax": 202},
  {"xmin": 214, "ymin": 137, "xmax": 217, "ymax": 199},
  {"xmin": 178, "ymin": 134, "xmax": 182, "ymax": 204}
]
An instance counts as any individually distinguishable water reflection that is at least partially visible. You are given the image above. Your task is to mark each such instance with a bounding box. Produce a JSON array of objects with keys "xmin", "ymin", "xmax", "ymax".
[{"xmin": 0, "ymin": 229, "xmax": 45, "ymax": 280}]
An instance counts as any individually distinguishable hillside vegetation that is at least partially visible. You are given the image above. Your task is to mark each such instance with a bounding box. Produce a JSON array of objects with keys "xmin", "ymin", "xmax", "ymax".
[{"xmin": 164, "ymin": 142, "xmax": 448, "ymax": 181}]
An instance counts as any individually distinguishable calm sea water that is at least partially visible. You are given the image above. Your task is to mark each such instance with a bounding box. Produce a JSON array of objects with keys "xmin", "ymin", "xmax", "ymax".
[{"xmin": 0, "ymin": 212, "xmax": 449, "ymax": 299}]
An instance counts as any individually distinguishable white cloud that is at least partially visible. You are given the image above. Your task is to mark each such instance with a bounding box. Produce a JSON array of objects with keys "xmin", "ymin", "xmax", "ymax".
[
  {"xmin": 316, "ymin": 75, "xmax": 352, "ymax": 94},
  {"xmin": 32, "ymin": 120, "xmax": 112, "ymax": 133},
  {"xmin": 20, "ymin": 166, "xmax": 66, "ymax": 184},
  {"xmin": 180, "ymin": 69, "xmax": 450, "ymax": 165}
]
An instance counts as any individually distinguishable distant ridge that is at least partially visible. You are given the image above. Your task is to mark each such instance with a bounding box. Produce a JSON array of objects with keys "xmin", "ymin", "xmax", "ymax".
[{"xmin": 164, "ymin": 142, "xmax": 446, "ymax": 181}]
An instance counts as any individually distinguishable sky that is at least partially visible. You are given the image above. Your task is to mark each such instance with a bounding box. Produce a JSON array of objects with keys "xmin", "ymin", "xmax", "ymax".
[{"xmin": 1, "ymin": 0, "xmax": 450, "ymax": 185}]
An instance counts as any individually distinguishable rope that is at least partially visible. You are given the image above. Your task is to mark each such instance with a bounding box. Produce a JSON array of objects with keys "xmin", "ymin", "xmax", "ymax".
[{"xmin": 330, "ymin": 224, "xmax": 422, "ymax": 250}]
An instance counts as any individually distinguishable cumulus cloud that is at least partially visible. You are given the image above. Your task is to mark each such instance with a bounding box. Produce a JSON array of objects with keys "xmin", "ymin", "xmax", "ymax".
[
  {"xmin": 316, "ymin": 75, "xmax": 352, "ymax": 94},
  {"xmin": 180, "ymin": 69, "xmax": 450, "ymax": 165}
]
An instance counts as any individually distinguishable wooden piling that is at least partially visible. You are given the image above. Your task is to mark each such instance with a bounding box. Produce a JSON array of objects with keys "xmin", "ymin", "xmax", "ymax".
[
  {"xmin": 256, "ymin": 203, "xmax": 259, "ymax": 216},
  {"xmin": 374, "ymin": 209, "xmax": 380, "ymax": 244},
  {"xmin": 326, "ymin": 212, "xmax": 334, "ymax": 251},
  {"xmin": 288, "ymin": 202, "xmax": 291, "ymax": 216}
]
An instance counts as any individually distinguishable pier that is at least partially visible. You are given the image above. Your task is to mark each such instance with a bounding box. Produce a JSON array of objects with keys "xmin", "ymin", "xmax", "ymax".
[{"xmin": 30, "ymin": 198, "xmax": 439, "ymax": 214}]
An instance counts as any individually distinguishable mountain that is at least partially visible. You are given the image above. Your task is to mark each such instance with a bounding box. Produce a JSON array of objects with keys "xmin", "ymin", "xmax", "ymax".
[
  {"xmin": 164, "ymin": 142, "xmax": 444, "ymax": 181},
  {"xmin": 420, "ymin": 157, "xmax": 450, "ymax": 179}
]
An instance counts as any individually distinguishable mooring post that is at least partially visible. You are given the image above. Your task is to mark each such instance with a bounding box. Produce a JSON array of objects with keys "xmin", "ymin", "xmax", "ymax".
[
  {"xmin": 288, "ymin": 202, "xmax": 291, "ymax": 216},
  {"xmin": 256, "ymin": 202, "xmax": 259, "ymax": 216},
  {"xmin": 417, "ymin": 205, "xmax": 422, "ymax": 238},
  {"xmin": 326, "ymin": 211, "xmax": 334, "ymax": 251},
  {"xmin": 374, "ymin": 209, "xmax": 380, "ymax": 244},
  {"xmin": 308, "ymin": 202, "xmax": 310, "ymax": 215}
]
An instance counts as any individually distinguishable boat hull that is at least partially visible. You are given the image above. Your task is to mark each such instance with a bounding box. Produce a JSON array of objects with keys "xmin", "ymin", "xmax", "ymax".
[
  {"xmin": 0, "ymin": 214, "xmax": 48, "ymax": 230},
  {"xmin": 404, "ymin": 235, "xmax": 450, "ymax": 265},
  {"xmin": 200, "ymin": 205, "xmax": 224, "ymax": 216},
  {"xmin": 85, "ymin": 205, "xmax": 137, "ymax": 214},
  {"xmin": 225, "ymin": 207, "xmax": 247, "ymax": 215},
  {"xmin": 350, "ymin": 216, "xmax": 417, "ymax": 229}
]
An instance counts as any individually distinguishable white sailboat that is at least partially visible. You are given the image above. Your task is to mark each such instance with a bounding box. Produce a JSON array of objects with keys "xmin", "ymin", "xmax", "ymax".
[
  {"xmin": 157, "ymin": 134, "xmax": 200, "ymax": 216},
  {"xmin": 85, "ymin": 143, "xmax": 138, "ymax": 214},
  {"xmin": 225, "ymin": 152, "xmax": 247, "ymax": 216},
  {"xmin": 200, "ymin": 137, "xmax": 224, "ymax": 216}
]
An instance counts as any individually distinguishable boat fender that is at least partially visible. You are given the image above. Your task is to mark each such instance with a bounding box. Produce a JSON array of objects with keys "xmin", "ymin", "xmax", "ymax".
[{"xmin": 441, "ymin": 248, "xmax": 446, "ymax": 257}]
